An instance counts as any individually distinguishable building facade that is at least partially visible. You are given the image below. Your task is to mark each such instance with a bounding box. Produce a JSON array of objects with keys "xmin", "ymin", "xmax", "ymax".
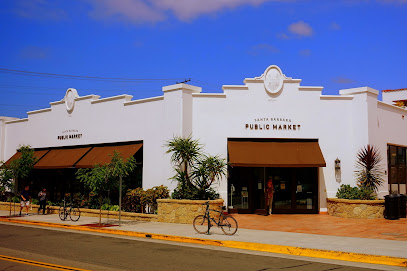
[{"xmin": 1, "ymin": 65, "xmax": 406, "ymax": 213}]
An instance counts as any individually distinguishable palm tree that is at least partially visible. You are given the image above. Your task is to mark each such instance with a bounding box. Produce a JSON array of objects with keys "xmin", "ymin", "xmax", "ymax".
[
  {"xmin": 165, "ymin": 135, "xmax": 203, "ymax": 187},
  {"xmin": 191, "ymin": 155, "xmax": 228, "ymax": 199},
  {"xmin": 166, "ymin": 135, "xmax": 228, "ymax": 200},
  {"xmin": 355, "ymin": 144, "xmax": 384, "ymax": 193}
]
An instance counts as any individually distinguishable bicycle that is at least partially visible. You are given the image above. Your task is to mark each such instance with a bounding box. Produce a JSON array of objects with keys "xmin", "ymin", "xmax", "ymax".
[
  {"xmin": 193, "ymin": 201, "xmax": 238, "ymax": 235},
  {"xmin": 59, "ymin": 198, "xmax": 81, "ymax": 222}
]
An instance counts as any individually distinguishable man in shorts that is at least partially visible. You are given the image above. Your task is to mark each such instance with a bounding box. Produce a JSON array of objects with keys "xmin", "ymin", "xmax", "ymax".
[{"xmin": 20, "ymin": 186, "xmax": 31, "ymax": 216}]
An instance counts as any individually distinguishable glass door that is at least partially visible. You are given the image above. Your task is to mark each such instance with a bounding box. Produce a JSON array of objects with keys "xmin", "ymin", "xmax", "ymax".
[
  {"xmin": 294, "ymin": 168, "xmax": 318, "ymax": 212},
  {"xmin": 229, "ymin": 167, "xmax": 318, "ymax": 214},
  {"xmin": 228, "ymin": 167, "xmax": 252, "ymax": 213},
  {"xmin": 271, "ymin": 167, "xmax": 318, "ymax": 214},
  {"xmin": 269, "ymin": 168, "xmax": 292, "ymax": 212}
]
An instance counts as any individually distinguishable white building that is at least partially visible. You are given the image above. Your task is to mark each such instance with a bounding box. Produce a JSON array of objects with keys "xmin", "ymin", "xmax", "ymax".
[{"xmin": 1, "ymin": 65, "xmax": 406, "ymax": 214}]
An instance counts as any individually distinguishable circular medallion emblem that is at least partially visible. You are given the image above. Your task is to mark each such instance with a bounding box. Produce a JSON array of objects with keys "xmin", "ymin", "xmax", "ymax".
[
  {"xmin": 264, "ymin": 66, "xmax": 284, "ymax": 95},
  {"xmin": 64, "ymin": 88, "xmax": 78, "ymax": 112}
]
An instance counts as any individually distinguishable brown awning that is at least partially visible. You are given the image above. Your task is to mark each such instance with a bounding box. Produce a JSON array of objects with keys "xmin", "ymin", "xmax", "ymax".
[
  {"xmin": 75, "ymin": 143, "xmax": 142, "ymax": 168},
  {"xmin": 34, "ymin": 147, "xmax": 91, "ymax": 169},
  {"xmin": 3, "ymin": 150, "xmax": 49, "ymax": 167},
  {"xmin": 228, "ymin": 141, "xmax": 326, "ymax": 167}
]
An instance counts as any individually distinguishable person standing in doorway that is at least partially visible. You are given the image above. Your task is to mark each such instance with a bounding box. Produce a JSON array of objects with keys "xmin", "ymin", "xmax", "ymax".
[
  {"xmin": 38, "ymin": 188, "xmax": 47, "ymax": 215},
  {"xmin": 265, "ymin": 177, "xmax": 275, "ymax": 216},
  {"xmin": 20, "ymin": 186, "xmax": 31, "ymax": 216}
]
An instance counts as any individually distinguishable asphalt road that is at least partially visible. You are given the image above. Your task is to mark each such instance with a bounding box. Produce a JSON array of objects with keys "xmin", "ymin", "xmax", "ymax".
[{"xmin": 0, "ymin": 223, "xmax": 387, "ymax": 271}]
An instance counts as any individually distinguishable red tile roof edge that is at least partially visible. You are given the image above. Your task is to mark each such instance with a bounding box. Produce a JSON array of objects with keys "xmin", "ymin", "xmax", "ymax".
[{"xmin": 382, "ymin": 88, "xmax": 407, "ymax": 92}]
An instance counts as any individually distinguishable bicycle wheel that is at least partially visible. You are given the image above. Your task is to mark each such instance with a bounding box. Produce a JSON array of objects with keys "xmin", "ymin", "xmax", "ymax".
[
  {"xmin": 193, "ymin": 215, "xmax": 209, "ymax": 234},
  {"xmin": 220, "ymin": 215, "xmax": 238, "ymax": 235},
  {"xmin": 59, "ymin": 206, "xmax": 66, "ymax": 221},
  {"xmin": 69, "ymin": 207, "xmax": 80, "ymax": 222}
]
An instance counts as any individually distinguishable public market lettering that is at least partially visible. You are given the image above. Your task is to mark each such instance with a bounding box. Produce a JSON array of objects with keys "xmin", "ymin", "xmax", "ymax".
[
  {"xmin": 254, "ymin": 118, "xmax": 291, "ymax": 122},
  {"xmin": 57, "ymin": 134, "xmax": 83, "ymax": 140},
  {"xmin": 245, "ymin": 124, "xmax": 300, "ymax": 131},
  {"xmin": 58, "ymin": 130, "xmax": 83, "ymax": 140}
]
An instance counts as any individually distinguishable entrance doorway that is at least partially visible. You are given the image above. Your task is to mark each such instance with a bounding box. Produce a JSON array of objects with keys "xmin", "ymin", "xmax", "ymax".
[{"xmin": 228, "ymin": 167, "xmax": 318, "ymax": 214}]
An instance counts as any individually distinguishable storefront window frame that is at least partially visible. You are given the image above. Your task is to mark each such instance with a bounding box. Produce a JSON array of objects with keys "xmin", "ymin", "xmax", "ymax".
[{"xmin": 388, "ymin": 144, "xmax": 407, "ymax": 194}]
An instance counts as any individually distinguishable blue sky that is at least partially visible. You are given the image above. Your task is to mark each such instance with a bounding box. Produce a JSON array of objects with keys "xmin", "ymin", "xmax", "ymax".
[{"xmin": 1, "ymin": 0, "xmax": 406, "ymax": 118}]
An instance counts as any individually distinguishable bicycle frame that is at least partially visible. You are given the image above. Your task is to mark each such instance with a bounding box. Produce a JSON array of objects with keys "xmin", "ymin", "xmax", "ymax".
[
  {"xmin": 59, "ymin": 198, "xmax": 80, "ymax": 222},
  {"xmin": 60, "ymin": 199, "xmax": 68, "ymax": 220},
  {"xmin": 203, "ymin": 202, "xmax": 225, "ymax": 233}
]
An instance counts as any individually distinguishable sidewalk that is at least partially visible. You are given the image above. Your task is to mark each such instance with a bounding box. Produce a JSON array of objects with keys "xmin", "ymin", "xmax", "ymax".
[{"xmin": 1, "ymin": 210, "xmax": 406, "ymax": 268}]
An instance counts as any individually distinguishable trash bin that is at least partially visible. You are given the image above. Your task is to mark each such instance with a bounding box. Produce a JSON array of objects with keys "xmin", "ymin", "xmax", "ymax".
[
  {"xmin": 384, "ymin": 194, "xmax": 400, "ymax": 220},
  {"xmin": 399, "ymin": 194, "xmax": 406, "ymax": 219}
]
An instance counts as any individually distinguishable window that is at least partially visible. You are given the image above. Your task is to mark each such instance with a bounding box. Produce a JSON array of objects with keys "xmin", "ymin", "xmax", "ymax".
[{"xmin": 388, "ymin": 145, "xmax": 407, "ymax": 194}]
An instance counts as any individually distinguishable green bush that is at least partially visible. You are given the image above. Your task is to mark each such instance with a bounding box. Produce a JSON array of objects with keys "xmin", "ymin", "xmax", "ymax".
[
  {"xmin": 122, "ymin": 186, "xmax": 169, "ymax": 213},
  {"xmin": 31, "ymin": 198, "xmax": 39, "ymax": 205},
  {"xmin": 171, "ymin": 184, "xmax": 219, "ymax": 200},
  {"xmin": 101, "ymin": 203, "xmax": 119, "ymax": 211},
  {"xmin": 47, "ymin": 200, "xmax": 58, "ymax": 206},
  {"xmin": 109, "ymin": 205, "xmax": 120, "ymax": 211},
  {"xmin": 0, "ymin": 190, "xmax": 8, "ymax": 202},
  {"xmin": 336, "ymin": 184, "xmax": 376, "ymax": 200},
  {"xmin": 166, "ymin": 136, "xmax": 227, "ymax": 200}
]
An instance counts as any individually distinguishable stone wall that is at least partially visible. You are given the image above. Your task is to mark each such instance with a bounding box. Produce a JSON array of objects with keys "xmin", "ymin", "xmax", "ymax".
[
  {"xmin": 327, "ymin": 198, "xmax": 385, "ymax": 219},
  {"xmin": 157, "ymin": 199, "xmax": 224, "ymax": 224}
]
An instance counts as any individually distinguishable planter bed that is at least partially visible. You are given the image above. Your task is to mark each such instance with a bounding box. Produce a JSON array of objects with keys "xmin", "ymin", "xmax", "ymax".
[{"xmin": 327, "ymin": 198, "xmax": 385, "ymax": 219}]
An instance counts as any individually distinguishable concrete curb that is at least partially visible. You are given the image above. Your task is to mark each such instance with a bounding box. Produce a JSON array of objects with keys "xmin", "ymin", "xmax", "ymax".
[{"xmin": 1, "ymin": 217, "xmax": 406, "ymax": 268}]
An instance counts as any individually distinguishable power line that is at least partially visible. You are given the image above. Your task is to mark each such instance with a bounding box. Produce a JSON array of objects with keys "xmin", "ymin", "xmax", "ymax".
[
  {"xmin": 0, "ymin": 84, "xmax": 160, "ymax": 92},
  {"xmin": 0, "ymin": 104, "xmax": 44, "ymax": 108},
  {"xmin": 0, "ymin": 68, "xmax": 186, "ymax": 82},
  {"xmin": 0, "ymin": 85, "xmax": 163, "ymax": 95}
]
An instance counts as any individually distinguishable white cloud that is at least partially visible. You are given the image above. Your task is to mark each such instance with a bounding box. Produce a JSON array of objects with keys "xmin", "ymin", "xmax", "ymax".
[
  {"xmin": 288, "ymin": 21, "xmax": 313, "ymax": 37},
  {"xmin": 299, "ymin": 49, "xmax": 311, "ymax": 56},
  {"xmin": 152, "ymin": 0, "xmax": 269, "ymax": 21},
  {"xmin": 87, "ymin": 0, "xmax": 164, "ymax": 23},
  {"xmin": 332, "ymin": 77, "xmax": 356, "ymax": 84},
  {"xmin": 85, "ymin": 0, "xmax": 277, "ymax": 23},
  {"xmin": 331, "ymin": 22, "xmax": 341, "ymax": 30},
  {"xmin": 249, "ymin": 44, "xmax": 279, "ymax": 56},
  {"xmin": 277, "ymin": 33, "xmax": 290, "ymax": 40},
  {"xmin": 13, "ymin": 0, "xmax": 66, "ymax": 21},
  {"xmin": 20, "ymin": 46, "xmax": 50, "ymax": 59},
  {"xmin": 376, "ymin": 0, "xmax": 407, "ymax": 4}
]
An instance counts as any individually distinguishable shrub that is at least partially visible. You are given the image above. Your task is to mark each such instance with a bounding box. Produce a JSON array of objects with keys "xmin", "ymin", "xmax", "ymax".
[
  {"xmin": 122, "ymin": 187, "xmax": 145, "ymax": 213},
  {"xmin": 47, "ymin": 200, "xmax": 58, "ymax": 206},
  {"xmin": 122, "ymin": 185, "xmax": 169, "ymax": 214},
  {"xmin": 101, "ymin": 203, "xmax": 120, "ymax": 211},
  {"xmin": 336, "ymin": 184, "xmax": 376, "ymax": 200},
  {"xmin": 166, "ymin": 136, "xmax": 226, "ymax": 200},
  {"xmin": 109, "ymin": 205, "xmax": 120, "ymax": 211},
  {"xmin": 0, "ymin": 190, "xmax": 9, "ymax": 202},
  {"xmin": 171, "ymin": 184, "xmax": 219, "ymax": 200},
  {"xmin": 355, "ymin": 145, "xmax": 384, "ymax": 192},
  {"xmin": 31, "ymin": 198, "xmax": 39, "ymax": 205}
]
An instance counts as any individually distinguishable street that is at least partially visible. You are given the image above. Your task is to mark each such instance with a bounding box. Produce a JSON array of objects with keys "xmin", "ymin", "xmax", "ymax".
[{"xmin": 0, "ymin": 223, "xmax": 390, "ymax": 271}]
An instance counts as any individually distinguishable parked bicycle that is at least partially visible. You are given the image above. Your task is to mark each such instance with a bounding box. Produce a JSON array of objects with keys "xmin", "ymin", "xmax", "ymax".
[
  {"xmin": 59, "ymin": 198, "xmax": 81, "ymax": 222},
  {"xmin": 193, "ymin": 201, "xmax": 238, "ymax": 235}
]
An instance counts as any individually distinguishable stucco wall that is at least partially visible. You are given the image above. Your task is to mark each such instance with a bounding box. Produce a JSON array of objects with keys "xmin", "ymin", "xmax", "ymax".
[
  {"xmin": 2, "ymin": 65, "xmax": 407, "ymax": 213},
  {"xmin": 0, "ymin": 116, "xmax": 18, "ymax": 162},
  {"xmin": 382, "ymin": 89, "xmax": 407, "ymax": 105},
  {"xmin": 3, "ymin": 85, "xmax": 200, "ymax": 192}
]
